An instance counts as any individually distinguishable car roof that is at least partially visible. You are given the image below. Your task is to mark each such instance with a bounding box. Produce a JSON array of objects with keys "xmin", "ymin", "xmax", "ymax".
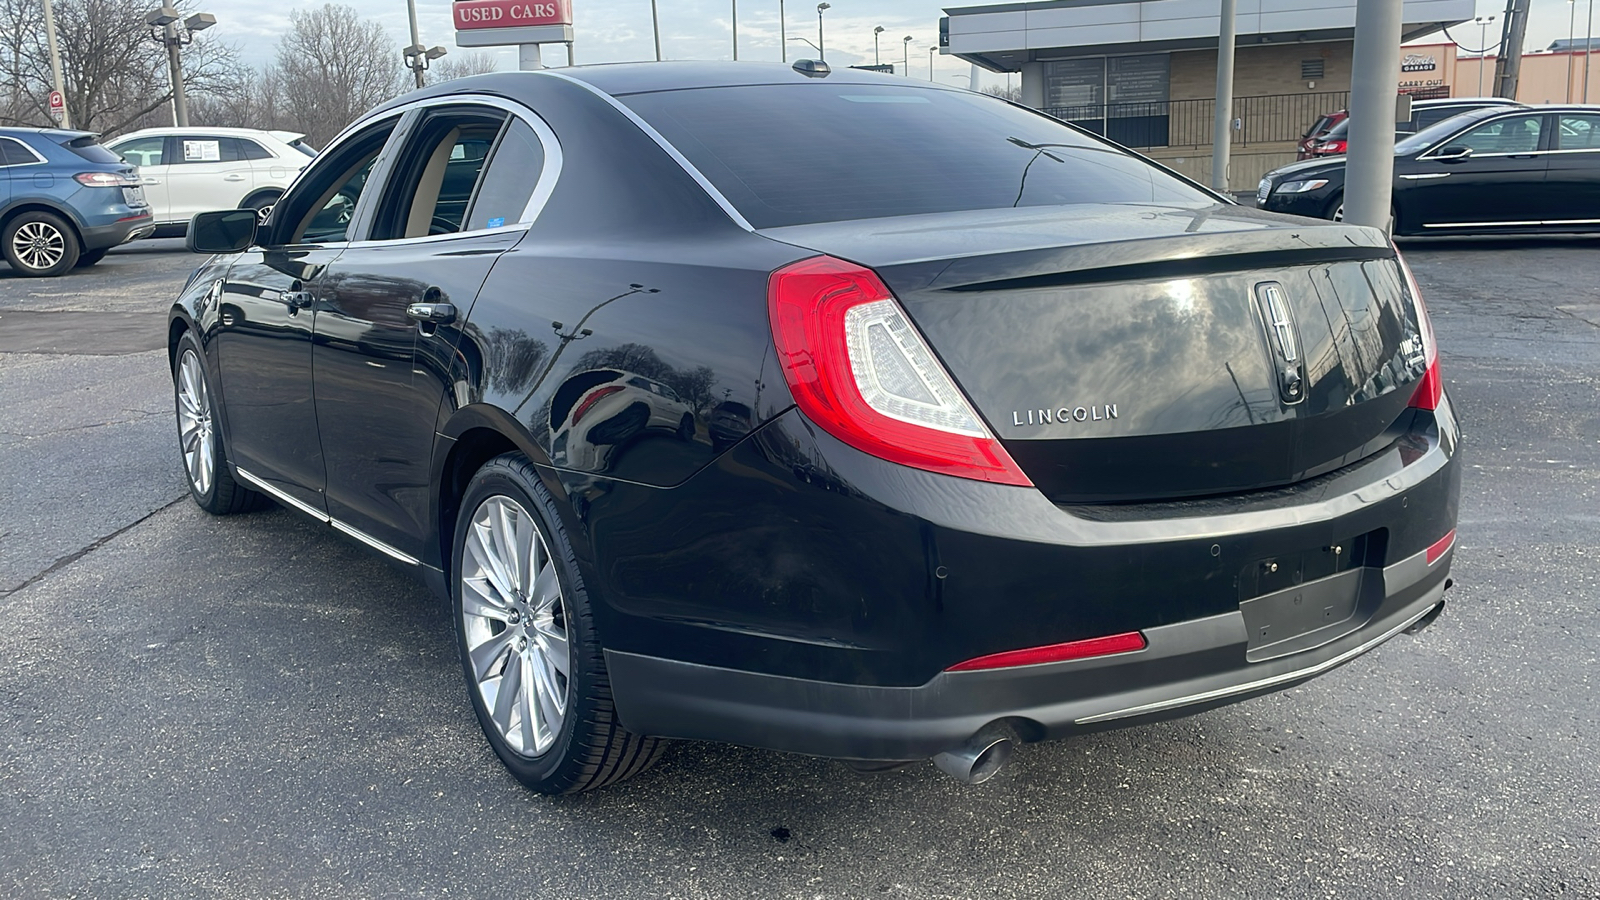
[
  {"xmin": 553, "ymin": 60, "xmax": 967, "ymax": 96},
  {"xmin": 0, "ymin": 126, "xmax": 96, "ymax": 140},
  {"xmin": 109, "ymin": 126, "xmax": 302, "ymax": 142},
  {"xmin": 1412, "ymin": 96, "xmax": 1524, "ymax": 108}
]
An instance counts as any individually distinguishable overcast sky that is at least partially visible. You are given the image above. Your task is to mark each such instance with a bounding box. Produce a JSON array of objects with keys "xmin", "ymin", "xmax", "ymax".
[{"xmin": 200, "ymin": 0, "xmax": 1593, "ymax": 93}]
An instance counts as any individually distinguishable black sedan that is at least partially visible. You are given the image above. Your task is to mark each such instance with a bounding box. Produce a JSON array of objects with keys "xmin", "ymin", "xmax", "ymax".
[
  {"xmin": 170, "ymin": 62, "xmax": 1459, "ymax": 794},
  {"xmin": 1259, "ymin": 104, "xmax": 1600, "ymax": 234}
]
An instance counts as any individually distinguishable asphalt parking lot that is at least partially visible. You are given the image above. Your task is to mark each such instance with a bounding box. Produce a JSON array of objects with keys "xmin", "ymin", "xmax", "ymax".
[{"xmin": 2, "ymin": 235, "xmax": 1597, "ymax": 899}]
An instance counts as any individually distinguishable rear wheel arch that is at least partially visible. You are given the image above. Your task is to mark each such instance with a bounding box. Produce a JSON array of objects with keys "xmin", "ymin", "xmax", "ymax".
[
  {"xmin": 240, "ymin": 188, "xmax": 282, "ymax": 209},
  {"xmin": 434, "ymin": 412, "xmax": 555, "ymax": 581},
  {"xmin": 1, "ymin": 201, "xmax": 86, "ymax": 246}
]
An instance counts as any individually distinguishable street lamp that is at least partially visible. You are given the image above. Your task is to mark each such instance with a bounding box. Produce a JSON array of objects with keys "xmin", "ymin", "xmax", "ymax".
[
  {"xmin": 403, "ymin": 44, "xmax": 448, "ymax": 87},
  {"xmin": 1473, "ymin": 15, "xmax": 1496, "ymax": 96},
  {"xmin": 928, "ymin": 45, "xmax": 937, "ymax": 81},
  {"xmin": 731, "ymin": 0, "xmax": 738, "ymax": 61},
  {"xmin": 874, "ymin": 25, "xmax": 884, "ymax": 66},
  {"xmin": 148, "ymin": 7, "xmax": 214, "ymax": 127},
  {"xmin": 816, "ymin": 3, "xmax": 829, "ymax": 61},
  {"xmin": 902, "ymin": 35, "xmax": 912, "ymax": 76}
]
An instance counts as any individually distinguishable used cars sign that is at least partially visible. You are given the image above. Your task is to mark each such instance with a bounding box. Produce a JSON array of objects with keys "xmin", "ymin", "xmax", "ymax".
[{"xmin": 453, "ymin": 0, "xmax": 572, "ymax": 29}]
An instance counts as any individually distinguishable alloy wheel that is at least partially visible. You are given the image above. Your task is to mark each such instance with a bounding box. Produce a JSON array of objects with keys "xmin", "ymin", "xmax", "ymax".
[
  {"xmin": 1333, "ymin": 204, "xmax": 1345, "ymax": 222},
  {"xmin": 11, "ymin": 221, "xmax": 65, "ymax": 271},
  {"xmin": 460, "ymin": 495, "xmax": 570, "ymax": 757},
  {"xmin": 176, "ymin": 349, "xmax": 215, "ymax": 496}
]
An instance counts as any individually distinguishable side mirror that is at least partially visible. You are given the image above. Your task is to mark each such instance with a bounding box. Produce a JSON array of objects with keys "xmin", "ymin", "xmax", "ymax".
[
  {"xmin": 187, "ymin": 209, "xmax": 258, "ymax": 254},
  {"xmin": 1434, "ymin": 146, "xmax": 1473, "ymax": 162}
]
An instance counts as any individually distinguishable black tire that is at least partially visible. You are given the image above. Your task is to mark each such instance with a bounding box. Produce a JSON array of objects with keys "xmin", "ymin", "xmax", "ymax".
[
  {"xmin": 3, "ymin": 210, "xmax": 80, "ymax": 277},
  {"xmin": 452, "ymin": 452, "xmax": 665, "ymax": 794},
  {"xmin": 75, "ymin": 248, "xmax": 109, "ymax": 268},
  {"xmin": 241, "ymin": 191, "xmax": 282, "ymax": 225},
  {"xmin": 1325, "ymin": 192, "xmax": 1344, "ymax": 222},
  {"xmin": 172, "ymin": 331, "xmax": 266, "ymax": 515}
]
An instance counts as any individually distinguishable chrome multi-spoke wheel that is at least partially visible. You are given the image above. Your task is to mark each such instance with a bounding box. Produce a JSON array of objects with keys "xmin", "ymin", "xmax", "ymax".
[
  {"xmin": 460, "ymin": 495, "xmax": 570, "ymax": 757},
  {"xmin": 11, "ymin": 220, "xmax": 65, "ymax": 271},
  {"xmin": 176, "ymin": 348, "xmax": 215, "ymax": 496},
  {"xmin": 3, "ymin": 211, "xmax": 78, "ymax": 277}
]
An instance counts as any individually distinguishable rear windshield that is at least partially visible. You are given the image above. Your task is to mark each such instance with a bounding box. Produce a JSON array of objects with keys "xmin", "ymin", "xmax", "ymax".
[
  {"xmin": 62, "ymin": 135, "xmax": 123, "ymax": 164},
  {"xmin": 620, "ymin": 84, "xmax": 1210, "ymax": 228}
]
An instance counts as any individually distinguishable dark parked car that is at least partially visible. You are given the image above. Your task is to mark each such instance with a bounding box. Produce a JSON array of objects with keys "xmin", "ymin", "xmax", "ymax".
[
  {"xmin": 1260, "ymin": 104, "xmax": 1600, "ymax": 233},
  {"xmin": 1301, "ymin": 97, "xmax": 1526, "ymax": 158},
  {"xmin": 0, "ymin": 127, "xmax": 153, "ymax": 276},
  {"xmin": 169, "ymin": 62, "xmax": 1459, "ymax": 794}
]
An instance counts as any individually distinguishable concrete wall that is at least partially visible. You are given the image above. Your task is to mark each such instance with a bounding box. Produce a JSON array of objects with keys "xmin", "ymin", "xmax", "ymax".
[{"xmin": 1169, "ymin": 41, "xmax": 1353, "ymax": 101}]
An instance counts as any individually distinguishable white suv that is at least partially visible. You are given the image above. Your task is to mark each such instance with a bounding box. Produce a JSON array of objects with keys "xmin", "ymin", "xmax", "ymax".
[{"xmin": 105, "ymin": 127, "xmax": 316, "ymax": 234}]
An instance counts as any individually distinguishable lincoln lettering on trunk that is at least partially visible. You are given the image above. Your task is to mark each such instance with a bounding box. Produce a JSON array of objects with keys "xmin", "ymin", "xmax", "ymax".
[{"xmin": 1010, "ymin": 404, "xmax": 1119, "ymax": 427}]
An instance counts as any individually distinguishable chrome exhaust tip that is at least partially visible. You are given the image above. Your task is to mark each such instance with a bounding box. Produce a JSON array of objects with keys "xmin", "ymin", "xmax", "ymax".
[{"xmin": 931, "ymin": 726, "xmax": 1014, "ymax": 785}]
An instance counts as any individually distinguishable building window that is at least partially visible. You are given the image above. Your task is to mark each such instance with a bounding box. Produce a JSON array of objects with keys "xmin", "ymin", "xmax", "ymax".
[
  {"xmin": 1043, "ymin": 54, "xmax": 1170, "ymax": 147},
  {"xmin": 1301, "ymin": 59, "xmax": 1325, "ymax": 80}
]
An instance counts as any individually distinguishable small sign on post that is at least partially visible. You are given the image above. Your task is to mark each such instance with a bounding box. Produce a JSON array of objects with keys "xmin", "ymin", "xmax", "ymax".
[
  {"xmin": 47, "ymin": 90, "xmax": 65, "ymax": 122},
  {"xmin": 454, "ymin": 0, "xmax": 573, "ymax": 69}
]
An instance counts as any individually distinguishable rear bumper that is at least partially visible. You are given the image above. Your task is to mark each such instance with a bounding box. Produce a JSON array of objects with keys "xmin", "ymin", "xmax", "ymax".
[
  {"xmin": 608, "ymin": 546, "xmax": 1451, "ymax": 760},
  {"xmin": 81, "ymin": 214, "xmax": 153, "ymax": 250}
]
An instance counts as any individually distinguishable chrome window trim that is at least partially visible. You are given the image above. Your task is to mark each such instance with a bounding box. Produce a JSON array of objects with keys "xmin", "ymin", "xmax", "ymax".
[
  {"xmin": 234, "ymin": 466, "xmax": 420, "ymax": 565},
  {"xmin": 1417, "ymin": 111, "xmax": 1549, "ymax": 161},
  {"xmin": 332, "ymin": 93, "xmax": 563, "ymax": 249},
  {"xmin": 1398, "ymin": 173, "xmax": 1451, "ymax": 180},
  {"xmin": 539, "ymin": 69, "xmax": 757, "ymax": 233},
  {"xmin": 0, "ymin": 136, "xmax": 48, "ymax": 168}
]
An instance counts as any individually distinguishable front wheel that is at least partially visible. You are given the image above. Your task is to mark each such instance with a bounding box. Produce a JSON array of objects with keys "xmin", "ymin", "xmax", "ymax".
[
  {"xmin": 242, "ymin": 191, "xmax": 282, "ymax": 225},
  {"xmin": 453, "ymin": 453, "xmax": 665, "ymax": 794},
  {"xmin": 3, "ymin": 211, "xmax": 80, "ymax": 277}
]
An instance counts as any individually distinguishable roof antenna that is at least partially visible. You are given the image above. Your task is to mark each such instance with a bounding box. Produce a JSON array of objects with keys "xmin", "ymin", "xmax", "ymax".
[{"xmin": 792, "ymin": 59, "xmax": 831, "ymax": 78}]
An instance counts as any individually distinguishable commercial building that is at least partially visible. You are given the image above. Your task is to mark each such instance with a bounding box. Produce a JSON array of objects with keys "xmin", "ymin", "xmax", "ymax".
[{"xmin": 940, "ymin": 0, "xmax": 1475, "ymax": 185}]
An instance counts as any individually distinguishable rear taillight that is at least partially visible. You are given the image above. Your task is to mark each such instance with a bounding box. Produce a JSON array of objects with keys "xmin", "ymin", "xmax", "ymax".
[
  {"xmin": 767, "ymin": 255, "xmax": 1032, "ymax": 486},
  {"xmin": 946, "ymin": 632, "xmax": 1147, "ymax": 671},
  {"xmin": 1395, "ymin": 249, "xmax": 1442, "ymax": 410},
  {"xmin": 1315, "ymin": 140, "xmax": 1347, "ymax": 155},
  {"xmin": 571, "ymin": 385, "xmax": 624, "ymax": 424},
  {"xmin": 74, "ymin": 172, "xmax": 138, "ymax": 187}
]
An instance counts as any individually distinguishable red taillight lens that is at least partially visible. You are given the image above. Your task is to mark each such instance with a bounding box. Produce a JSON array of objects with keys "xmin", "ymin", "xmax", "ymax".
[
  {"xmin": 1395, "ymin": 248, "xmax": 1442, "ymax": 411},
  {"xmin": 767, "ymin": 256, "xmax": 1032, "ymax": 486},
  {"xmin": 74, "ymin": 172, "xmax": 136, "ymax": 187},
  {"xmin": 1316, "ymin": 140, "xmax": 1347, "ymax": 155},
  {"xmin": 571, "ymin": 385, "xmax": 623, "ymax": 424},
  {"xmin": 947, "ymin": 632, "xmax": 1147, "ymax": 672},
  {"xmin": 1425, "ymin": 528, "xmax": 1456, "ymax": 565}
]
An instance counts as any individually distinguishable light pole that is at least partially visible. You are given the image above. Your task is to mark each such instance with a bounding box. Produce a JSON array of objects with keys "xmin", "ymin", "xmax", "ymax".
[
  {"xmin": 874, "ymin": 25, "xmax": 884, "ymax": 65},
  {"xmin": 816, "ymin": 3, "xmax": 829, "ymax": 61},
  {"xmin": 928, "ymin": 45, "xmax": 936, "ymax": 80},
  {"xmin": 1570, "ymin": 0, "xmax": 1578, "ymax": 102},
  {"xmin": 780, "ymin": 0, "xmax": 786, "ymax": 62},
  {"xmin": 403, "ymin": 45, "xmax": 448, "ymax": 86},
  {"xmin": 731, "ymin": 0, "xmax": 738, "ymax": 60},
  {"xmin": 1586, "ymin": 0, "xmax": 1594, "ymax": 102},
  {"xmin": 1474, "ymin": 15, "xmax": 1496, "ymax": 95},
  {"xmin": 651, "ymin": 0, "xmax": 661, "ymax": 61},
  {"xmin": 147, "ymin": 7, "xmax": 214, "ymax": 128},
  {"xmin": 41, "ymin": 0, "xmax": 69, "ymax": 128},
  {"xmin": 902, "ymin": 35, "xmax": 912, "ymax": 76}
]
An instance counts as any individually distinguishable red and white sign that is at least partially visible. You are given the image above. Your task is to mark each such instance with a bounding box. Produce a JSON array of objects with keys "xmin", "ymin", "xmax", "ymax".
[
  {"xmin": 47, "ymin": 90, "xmax": 65, "ymax": 121},
  {"xmin": 453, "ymin": 0, "xmax": 571, "ymax": 30}
]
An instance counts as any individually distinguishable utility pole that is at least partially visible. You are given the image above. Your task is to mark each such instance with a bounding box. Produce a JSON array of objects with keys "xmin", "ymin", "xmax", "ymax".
[
  {"xmin": 1491, "ymin": 0, "xmax": 1529, "ymax": 99},
  {"xmin": 1211, "ymin": 0, "xmax": 1237, "ymax": 192},
  {"xmin": 651, "ymin": 0, "xmax": 661, "ymax": 60},
  {"xmin": 874, "ymin": 25, "xmax": 883, "ymax": 65},
  {"xmin": 780, "ymin": 0, "xmax": 786, "ymax": 62},
  {"xmin": 902, "ymin": 34, "xmax": 912, "ymax": 76},
  {"xmin": 731, "ymin": 0, "xmax": 737, "ymax": 60},
  {"xmin": 1344, "ymin": 0, "xmax": 1403, "ymax": 231},
  {"xmin": 41, "ymin": 0, "xmax": 69, "ymax": 128}
]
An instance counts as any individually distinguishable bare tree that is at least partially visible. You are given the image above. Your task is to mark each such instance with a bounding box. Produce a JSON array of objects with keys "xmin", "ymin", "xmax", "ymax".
[
  {"xmin": 982, "ymin": 84, "xmax": 1022, "ymax": 104},
  {"xmin": 272, "ymin": 3, "xmax": 406, "ymax": 146},
  {"xmin": 428, "ymin": 50, "xmax": 500, "ymax": 84},
  {"xmin": 0, "ymin": 0, "xmax": 241, "ymax": 134}
]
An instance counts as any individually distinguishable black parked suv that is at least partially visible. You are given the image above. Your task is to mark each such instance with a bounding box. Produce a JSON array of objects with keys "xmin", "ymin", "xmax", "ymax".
[{"xmin": 170, "ymin": 63, "xmax": 1459, "ymax": 794}]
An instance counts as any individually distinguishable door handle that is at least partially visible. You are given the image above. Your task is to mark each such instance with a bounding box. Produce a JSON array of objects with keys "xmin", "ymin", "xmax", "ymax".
[
  {"xmin": 224, "ymin": 174, "xmax": 246, "ymax": 181},
  {"xmin": 406, "ymin": 301, "xmax": 457, "ymax": 324},
  {"xmin": 282, "ymin": 290, "xmax": 314, "ymax": 311},
  {"xmin": 1508, "ymin": 153, "xmax": 1540, "ymax": 159},
  {"xmin": 143, "ymin": 177, "xmax": 160, "ymax": 185}
]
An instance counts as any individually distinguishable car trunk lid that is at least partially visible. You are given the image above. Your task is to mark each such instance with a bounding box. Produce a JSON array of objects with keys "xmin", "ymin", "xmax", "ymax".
[{"xmin": 761, "ymin": 204, "xmax": 1429, "ymax": 503}]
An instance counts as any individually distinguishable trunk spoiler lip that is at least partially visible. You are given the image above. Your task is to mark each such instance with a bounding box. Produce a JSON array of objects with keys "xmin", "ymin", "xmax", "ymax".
[{"xmin": 939, "ymin": 243, "xmax": 1397, "ymax": 294}]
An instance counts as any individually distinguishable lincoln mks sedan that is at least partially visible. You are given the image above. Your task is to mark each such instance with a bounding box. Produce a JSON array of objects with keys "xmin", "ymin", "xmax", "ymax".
[{"xmin": 170, "ymin": 62, "xmax": 1460, "ymax": 794}]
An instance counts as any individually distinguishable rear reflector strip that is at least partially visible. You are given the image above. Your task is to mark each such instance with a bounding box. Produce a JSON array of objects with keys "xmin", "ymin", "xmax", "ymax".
[
  {"xmin": 946, "ymin": 632, "xmax": 1147, "ymax": 672},
  {"xmin": 1426, "ymin": 528, "xmax": 1457, "ymax": 565}
]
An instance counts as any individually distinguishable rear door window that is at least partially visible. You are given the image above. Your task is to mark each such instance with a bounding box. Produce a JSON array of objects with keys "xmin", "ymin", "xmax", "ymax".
[
  {"xmin": 620, "ymin": 84, "xmax": 1209, "ymax": 228},
  {"xmin": 112, "ymin": 136, "xmax": 165, "ymax": 166},
  {"xmin": 0, "ymin": 137, "xmax": 41, "ymax": 166},
  {"xmin": 367, "ymin": 108, "xmax": 506, "ymax": 240},
  {"xmin": 1557, "ymin": 114, "xmax": 1600, "ymax": 150},
  {"xmin": 463, "ymin": 118, "xmax": 547, "ymax": 231}
]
